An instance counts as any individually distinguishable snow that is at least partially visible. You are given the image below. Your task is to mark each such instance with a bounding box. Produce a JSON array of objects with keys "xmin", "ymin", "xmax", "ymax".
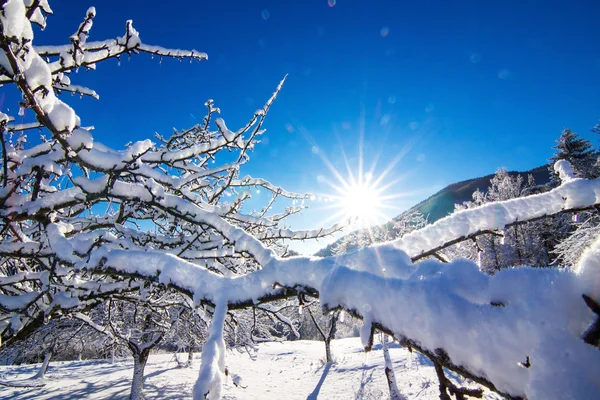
[
  {"xmin": 0, "ymin": 338, "xmax": 503, "ymax": 400},
  {"xmin": 89, "ymin": 219, "xmax": 600, "ymax": 399},
  {"xmin": 0, "ymin": 0, "xmax": 33, "ymax": 41},
  {"xmin": 194, "ymin": 301, "xmax": 227, "ymax": 400},
  {"xmin": 394, "ymin": 174, "xmax": 600, "ymax": 259},
  {"xmin": 575, "ymin": 234, "xmax": 600, "ymax": 304},
  {"xmin": 554, "ymin": 158, "xmax": 576, "ymax": 181},
  {"xmin": 1, "ymin": 1, "xmax": 598, "ymax": 398},
  {"xmin": 0, "ymin": 292, "xmax": 39, "ymax": 312}
]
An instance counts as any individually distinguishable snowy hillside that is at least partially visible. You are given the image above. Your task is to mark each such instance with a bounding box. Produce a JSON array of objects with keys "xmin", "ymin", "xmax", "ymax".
[
  {"xmin": 0, "ymin": 338, "xmax": 501, "ymax": 400},
  {"xmin": 315, "ymin": 165, "xmax": 550, "ymax": 257}
]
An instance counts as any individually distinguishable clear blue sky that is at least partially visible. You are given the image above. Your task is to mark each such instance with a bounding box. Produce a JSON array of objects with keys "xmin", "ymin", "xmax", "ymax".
[{"xmin": 5, "ymin": 0, "xmax": 600, "ymax": 253}]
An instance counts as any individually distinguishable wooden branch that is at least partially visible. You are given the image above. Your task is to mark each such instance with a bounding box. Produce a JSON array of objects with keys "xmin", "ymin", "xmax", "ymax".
[
  {"xmin": 582, "ymin": 294, "xmax": 600, "ymax": 347},
  {"xmin": 0, "ymin": 119, "xmax": 8, "ymax": 188},
  {"xmin": 433, "ymin": 359, "xmax": 484, "ymax": 400}
]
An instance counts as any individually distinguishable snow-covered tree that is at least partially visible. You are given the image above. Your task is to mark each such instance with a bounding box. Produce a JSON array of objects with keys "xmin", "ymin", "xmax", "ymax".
[
  {"xmin": 1, "ymin": 3, "xmax": 600, "ymax": 400},
  {"xmin": 552, "ymin": 122, "xmax": 600, "ymax": 268},
  {"xmin": 549, "ymin": 128, "xmax": 598, "ymax": 184},
  {"xmin": 0, "ymin": 1, "xmax": 342, "ymax": 345},
  {"xmin": 0, "ymin": 316, "xmax": 103, "ymax": 380},
  {"xmin": 451, "ymin": 168, "xmax": 553, "ymax": 273},
  {"xmin": 544, "ymin": 128, "xmax": 600, "ymax": 265},
  {"xmin": 331, "ymin": 211, "xmax": 427, "ymax": 256},
  {"xmin": 0, "ymin": 1, "xmax": 339, "ymax": 397},
  {"xmin": 104, "ymin": 290, "xmax": 177, "ymax": 400},
  {"xmin": 165, "ymin": 304, "xmax": 208, "ymax": 368}
]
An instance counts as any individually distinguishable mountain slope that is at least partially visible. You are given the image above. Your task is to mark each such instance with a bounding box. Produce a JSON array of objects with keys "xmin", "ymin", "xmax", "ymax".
[
  {"xmin": 408, "ymin": 165, "xmax": 550, "ymax": 223},
  {"xmin": 315, "ymin": 165, "xmax": 550, "ymax": 257}
]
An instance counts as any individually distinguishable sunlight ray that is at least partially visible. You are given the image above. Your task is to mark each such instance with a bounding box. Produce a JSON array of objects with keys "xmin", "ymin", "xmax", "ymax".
[{"xmin": 371, "ymin": 134, "xmax": 422, "ymax": 189}]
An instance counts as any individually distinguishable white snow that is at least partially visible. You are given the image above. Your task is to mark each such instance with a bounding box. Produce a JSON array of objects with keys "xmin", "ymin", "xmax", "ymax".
[
  {"xmin": 88, "ymin": 215, "xmax": 600, "ymax": 399},
  {"xmin": 0, "ymin": 338, "xmax": 503, "ymax": 400},
  {"xmin": 1, "ymin": 2, "xmax": 598, "ymax": 398},
  {"xmin": 394, "ymin": 175, "xmax": 600, "ymax": 260}
]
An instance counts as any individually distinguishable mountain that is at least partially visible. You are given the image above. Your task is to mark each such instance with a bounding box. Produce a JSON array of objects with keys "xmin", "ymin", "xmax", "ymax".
[
  {"xmin": 314, "ymin": 165, "xmax": 551, "ymax": 257},
  {"xmin": 406, "ymin": 165, "xmax": 550, "ymax": 223}
]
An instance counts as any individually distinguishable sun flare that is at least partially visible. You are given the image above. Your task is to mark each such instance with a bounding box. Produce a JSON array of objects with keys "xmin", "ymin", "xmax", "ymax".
[{"xmin": 338, "ymin": 182, "xmax": 382, "ymax": 222}]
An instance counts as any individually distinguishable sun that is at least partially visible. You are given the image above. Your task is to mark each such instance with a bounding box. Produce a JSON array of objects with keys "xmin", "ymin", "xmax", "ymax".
[
  {"xmin": 338, "ymin": 181, "xmax": 383, "ymax": 222},
  {"xmin": 321, "ymin": 168, "xmax": 390, "ymax": 227},
  {"xmin": 294, "ymin": 118, "xmax": 426, "ymax": 230}
]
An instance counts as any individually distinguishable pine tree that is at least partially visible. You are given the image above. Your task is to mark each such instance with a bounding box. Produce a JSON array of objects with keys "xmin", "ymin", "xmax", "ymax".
[{"xmin": 548, "ymin": 129, "xmax": 598, "ymax": 184}]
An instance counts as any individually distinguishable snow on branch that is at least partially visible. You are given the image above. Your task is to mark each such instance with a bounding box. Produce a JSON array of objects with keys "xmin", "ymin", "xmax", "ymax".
[
  {"xmin": 398, "ymin": 173, "xmax": 600, "ymax": 262},
  {"xmin": 87, "ymin": 221, "xmax": 600, "ymax": 399},
  {"xmin": 0, "ymin": 1, "xmax": 341, "ymax": 355},
  {"xmin": 193, "ymin": 300, "xmax": 227, "ymax": 399},
  {"xmin": 2, "ymin": 3, "xmax": 599, "ymax": 400},
  {"xmin": 76, "ymin": 171, "xmax": 600, "ymax": 399}
]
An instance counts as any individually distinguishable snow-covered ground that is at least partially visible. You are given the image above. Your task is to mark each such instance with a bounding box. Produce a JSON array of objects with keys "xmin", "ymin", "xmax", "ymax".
[{"xmin": 0, "ymin": 338, "xmax": 501, "ymax": 399}]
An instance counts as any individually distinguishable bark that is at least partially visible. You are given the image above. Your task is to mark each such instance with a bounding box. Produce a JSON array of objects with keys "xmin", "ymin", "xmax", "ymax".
[
  {"xmin": 324, "ymin": 338, "xmax": 332, "ymax": 364},
  {"xmin": 433, "ymin": 360, "xmax": 483, "ymax": 400}
]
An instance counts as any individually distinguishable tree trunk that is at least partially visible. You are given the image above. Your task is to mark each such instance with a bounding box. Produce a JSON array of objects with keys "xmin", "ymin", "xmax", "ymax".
[
  {"xmin": 187, "ymin": 346, "xmax": 194, "ymax": 367},
  {"xmin": 382, "ymin": 334, "xmax": 403, "ymax": 400},
  {"xmin": 130, "ymin": 348, "xmax": 150, "ymax": 400},
  {"xmin": 110, "ymin": 344, "xmax": 115, "ymax": 364},
  {"xmin": 324, "ymin": 338, "xmax": 332, "ymax": 363},
  {"xmin": 33, "ymin": 351, "xmax": 52, "ymax": 379},
  {"xmin": 78, "ymin": 338, "xmax": 85, "ymax": 361},
  {"xmin": 513, "ymin": 226, "xmax": 524, "ymax": 265}
]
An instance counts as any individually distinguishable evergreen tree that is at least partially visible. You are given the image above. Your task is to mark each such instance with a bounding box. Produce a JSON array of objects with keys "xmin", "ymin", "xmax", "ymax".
[
  {"xmin": 592, "ymin": 122, "xmax": 600, "ymax": 138},
  {"xmin": 548, "ymin": 129, "xmax": 598, "ymax": 184}
]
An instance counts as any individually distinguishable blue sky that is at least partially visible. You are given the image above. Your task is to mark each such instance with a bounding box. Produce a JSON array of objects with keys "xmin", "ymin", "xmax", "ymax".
[{"xmin": 4, "ymin": 0, "xmax": 600, "ymax": 254}]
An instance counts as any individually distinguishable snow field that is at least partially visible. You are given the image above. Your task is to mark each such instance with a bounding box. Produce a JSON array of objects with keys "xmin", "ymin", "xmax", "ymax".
[{"xmin": 0, "ymin": 338, "xmax": 502, "ymax": 400}]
